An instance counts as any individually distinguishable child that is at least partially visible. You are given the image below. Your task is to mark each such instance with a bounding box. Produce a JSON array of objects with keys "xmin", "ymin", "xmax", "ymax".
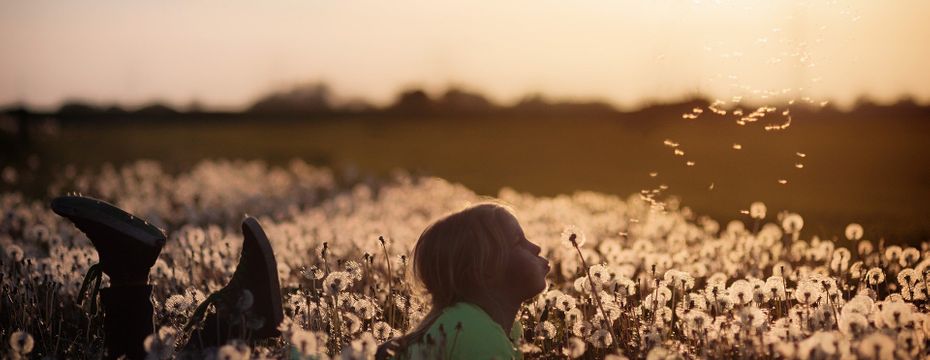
[{"xmin": 379, "ymin": 203, "xmax": 550, "ymax": 359}]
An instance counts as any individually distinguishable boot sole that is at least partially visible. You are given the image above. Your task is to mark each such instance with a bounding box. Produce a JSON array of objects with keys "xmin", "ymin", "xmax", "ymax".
[
  {"xmin": 241, "ymin": 217, "xmax": 284, "ymax": 337},
  {"xmin": 51, "ymin": 195, "xmax": 166, "ymax": 248}
]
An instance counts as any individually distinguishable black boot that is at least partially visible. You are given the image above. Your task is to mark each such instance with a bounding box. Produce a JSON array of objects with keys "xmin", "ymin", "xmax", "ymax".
[
  {"xmin": 184, "ymin": 217, "xmax": 283, "ymax": 352},
  {"xmin": 51, "ymin": 195, "xmax": 166, "ymax": 360}
]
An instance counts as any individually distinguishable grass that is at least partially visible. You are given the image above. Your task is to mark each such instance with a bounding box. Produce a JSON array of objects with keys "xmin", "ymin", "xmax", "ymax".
[{"xmin": 9, "ymin": 108, "xmax": 930, "ymax": 243}]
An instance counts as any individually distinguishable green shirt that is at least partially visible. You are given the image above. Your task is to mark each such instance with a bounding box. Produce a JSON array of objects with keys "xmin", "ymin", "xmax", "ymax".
[{"xmin": 400, "ymin": 302, "xmax": 524, "ymax": 360}]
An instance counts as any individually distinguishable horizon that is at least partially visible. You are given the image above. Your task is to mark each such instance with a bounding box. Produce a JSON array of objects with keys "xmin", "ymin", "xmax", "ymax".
[
  {"xmin": 6, "ymin": 83, "xmax": 930, "ymax": 114},
  {"xmin": 2, "ymin": 1, "xmax": 930, "ymax": 111}
]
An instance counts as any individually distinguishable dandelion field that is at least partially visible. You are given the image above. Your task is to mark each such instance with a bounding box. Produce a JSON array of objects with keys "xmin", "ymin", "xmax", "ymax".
[{"xmin": 1, "ymin": 159, "xmax": 929, "ymax": 359}]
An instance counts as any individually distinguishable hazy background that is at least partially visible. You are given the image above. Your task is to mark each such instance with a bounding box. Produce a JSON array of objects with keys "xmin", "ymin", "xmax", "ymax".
[{"xmin": 2, "ymin": 0, "xmax": 929, "ymax": 110}]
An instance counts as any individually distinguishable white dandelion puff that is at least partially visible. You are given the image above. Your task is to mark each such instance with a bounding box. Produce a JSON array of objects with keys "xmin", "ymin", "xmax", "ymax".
[
  {"xmin": 9, "ymin": 330, "xmax": 34, "ymax": 355},
  {"xmin": 845, "ymin": 223, "xmax": 864, "ymax": 241},
  {"xmin": 562, "ymin": 225, "xmax": 586, "ymax": 248}
]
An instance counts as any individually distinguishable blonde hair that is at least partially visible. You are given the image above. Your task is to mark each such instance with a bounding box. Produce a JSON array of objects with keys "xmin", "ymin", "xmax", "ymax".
[{"xmin": 388, "ymin": 201, "xmax": 518, "ymax": 352}]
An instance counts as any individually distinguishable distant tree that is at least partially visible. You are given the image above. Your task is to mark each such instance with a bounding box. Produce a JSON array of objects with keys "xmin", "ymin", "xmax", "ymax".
[
  {"xmin": 511, "ymin": 94, "xmax": 550, "ymax": 113},
  {"xmin": 388, "ymin": 89, "xmax": 435, "ymax": 114},
  {"xmin": 437, "ymin": 88, "xmax": 495, "ymax": 113},
  {"xmin": 337, "ymin": 98, "xmax": 376, "ymax": 113},
  {"xmin": 103, "ymin": 105, "xmax": 128, "ymax": 115},
  {"xmin": 249, "ymin": 83, "xmax": 333, "ymax": 114},
  {"xmin": 134, "ymin": 103, "xmax": 179, "ymax": 116},
  {"xmin": 58, "ymin": 101, "xmax": 101, "ymax": 115}
]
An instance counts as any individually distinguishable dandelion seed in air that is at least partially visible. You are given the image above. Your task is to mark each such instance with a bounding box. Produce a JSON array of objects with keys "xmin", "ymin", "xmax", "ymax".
[
  {"xmin": 674, "ymin": 149, "xmax": 685, "ymax": 156},
  {"xmin": 708, "ymin": 182, "xmax": 715, "ymax": 190},
  {"xmin": 777, "ymin": 179, "xmax": 788, "ymax": 185},
  {"xmin": 796, "ymin": 152, "xmax": 806, "ymax": 158},
  {"xmin": 819, "ymin": 101, "xmax": 829, "ymax": 107},
  {"xmin": 732, "ymin": 144, "xmax": 742, "ymax": 150},
  {"xmin": 663, "ymin": 139, "xmax": 680, "ymax": 148},
  {"xmin": 795, "ymin": 163, "xmax": 804, "ymax": 169},
  {"xmin": 649, "ymin": 172, "xmax": 658, "ymax": 178},
  {"xmin": 686, "ymin": 161, "xmax": 695, "ymax": 166}
]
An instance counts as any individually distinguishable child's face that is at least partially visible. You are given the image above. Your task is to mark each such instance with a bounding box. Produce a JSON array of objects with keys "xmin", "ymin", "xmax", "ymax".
[{"xmin": 500, "ymin": 213, "xmax": 550, "ymax": 301}]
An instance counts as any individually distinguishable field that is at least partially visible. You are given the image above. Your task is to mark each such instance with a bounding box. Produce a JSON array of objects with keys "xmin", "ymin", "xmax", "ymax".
[
  {"xmin": 9, "ymin": 104, "xmax": 930, "ymax": 243},
  {"xmin": 1, "ymin": 157, "xmax": 930, "ymax": 359}
]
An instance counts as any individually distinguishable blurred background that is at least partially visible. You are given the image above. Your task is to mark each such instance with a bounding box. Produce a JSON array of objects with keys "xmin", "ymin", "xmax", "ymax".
[{"xmin": 1, "ymin": 1, "xmax": 929, "ymax": 242}]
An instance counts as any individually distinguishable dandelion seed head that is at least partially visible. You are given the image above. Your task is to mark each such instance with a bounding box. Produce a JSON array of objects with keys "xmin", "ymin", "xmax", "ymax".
[
  {"xmin": 8, "ymin": 330, "xmax": 34, "ymax": 354},
  {"xmin": 562, "ymin": 337, "xmax": 586, "ymax": 359},
  {"xmin": 750, "ymin": 202, "xmax": 767, "ymax": 219},
  {"xmin": 562, "ymin": 225, "xmax": 586, "ymax": 248},
  {"xmin": 535, "ymin": 321, "xmax": 557, "ymax": 340},
  {"xmin": 845, "ymin": 223, "xmax": 864, "ymax": 241}
]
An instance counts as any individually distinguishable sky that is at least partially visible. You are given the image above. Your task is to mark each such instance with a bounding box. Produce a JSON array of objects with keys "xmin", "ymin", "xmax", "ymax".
[{"xmin": 1, "ymin": 0, "xmax": 929, "ymax": 111}]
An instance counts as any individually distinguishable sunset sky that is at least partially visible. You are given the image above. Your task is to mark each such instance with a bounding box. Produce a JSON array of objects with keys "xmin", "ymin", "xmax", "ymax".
[{"xmin": 1, "ymin": 0, "xmax": 928, "ymax": 110}]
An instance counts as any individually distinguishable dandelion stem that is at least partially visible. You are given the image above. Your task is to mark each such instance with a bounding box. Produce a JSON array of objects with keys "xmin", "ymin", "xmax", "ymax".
[{"xmin": 570, "ymin": 234, "xmax": 621, "ymax": 353}]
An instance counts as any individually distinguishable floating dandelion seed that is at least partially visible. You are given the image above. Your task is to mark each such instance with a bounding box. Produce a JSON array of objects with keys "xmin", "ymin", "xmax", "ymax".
[
  {"xmin": 819, "ymin": 101, "xmax": 829, "ymax": 107},
  {"xmin": 692, "ymin": 107, "xmax": 703, "ymax": 114},
  {"xmin": 795, "ymin": 163, "xmax": 804, "ymax": 169},
  {"xmin": 732, "ymin": 144, "xmax": 742, "ymax": 150},
  {"xmin": 674, "ymin": 149, "xmax": 685, "ymax": 156},
  {"xmin": 708, "ymin": 100, "xmax": 727, "ymax": 115},
  {"xmin": 764, "ymin": 116, "xmax": 792, "ymax": 131},
  {"xmin": 708, "ymin": 182, "xmax": 715, "ymax": 190},
  {"xmin": 796, "ymin": 152, "xmax": 806, "ymax": 158},
  {"xmin": 778, "ymin": 179, "xmax": 788, "ymax": 185},
  {"xmin": 663, "ymin": 139, "xmax": 680, "ymax": 148},
  {"xmin": 686, "ymin": 161, "xmax": 695, "ymax": 166},
  {"xmin": 740, "ymin": 210, "xmax": 750, "ymax": 215},
  {"xmin": 649, "ymin": 172, "xmax": 658, "ymax": 177}
]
